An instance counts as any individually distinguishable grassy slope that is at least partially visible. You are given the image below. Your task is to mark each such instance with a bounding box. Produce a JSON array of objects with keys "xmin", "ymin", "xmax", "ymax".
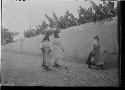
[
  {"xmin": 1, "ymin": 17, "xmax": 118, "ymax": 86},
  {"xmin": 2, "ymin": 17, "xmax": 118, "ymax": 63}
]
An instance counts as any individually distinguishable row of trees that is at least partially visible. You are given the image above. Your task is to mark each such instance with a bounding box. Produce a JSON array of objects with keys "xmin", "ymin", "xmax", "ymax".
[{"xmin": 23, "ymin": 1, "xmax": 117, "ymax": 38}]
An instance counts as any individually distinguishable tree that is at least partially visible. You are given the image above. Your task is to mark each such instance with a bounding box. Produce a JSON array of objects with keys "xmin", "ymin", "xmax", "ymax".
[
  {"xmin": 41, "ymin": 20, "xmax": 48, "ymax": 30},
  {"xmin": 86, "ymin": 0, "xmax": 117, "ymax": 21},
  {"xmin": 52, "ymin": 12, "xmax": 60, "ymax": 29},
  {"xmin": 34, "ymin": 20, "xmax": 48, "ymax": 35},
  {"xmin": 59, "ymin": 16, "xmax": 66, "ymax": 29},
  {"xmin": 62, "ymin": 10, "xmax": 76, "ymax": 28},
  {"xmin": 78, "ymin": 6, "xmax": 93, "ymax": 24},
  {"xmin": 31, "ymin": 0, "xmax": 117, "ymax": 36},
  {"xmin": 44, "ymin": 14, "xmax": 55, "ymax": 28},
  {"xmin": 89, "ymin": 0, "xmax": 105, "ymax": 21}
]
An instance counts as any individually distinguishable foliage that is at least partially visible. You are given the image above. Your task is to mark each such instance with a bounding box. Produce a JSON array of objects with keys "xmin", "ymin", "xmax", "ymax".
[
  {"xmin": 24, "ymin": 0, "xmax": 117, "ymax": 38},
  {"xmin": 24, "ymin": 20, "xmax": 48, "ymax": 38},
  {"xmin": 44, "ymin": 14, "xmax": 55, "ymax": 28}
]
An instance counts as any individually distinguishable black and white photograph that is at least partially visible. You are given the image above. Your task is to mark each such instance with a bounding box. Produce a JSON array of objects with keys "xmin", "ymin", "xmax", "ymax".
[{"xmin": 1, "ymin": 0, "xmax": 119, "ymax": 87}]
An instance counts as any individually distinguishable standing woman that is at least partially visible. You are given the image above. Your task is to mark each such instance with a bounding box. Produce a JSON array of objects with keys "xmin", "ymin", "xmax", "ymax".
[
  {"xmin": 93, "ymin": 36, "xmax": 100, "ymax": 65},
  {"xmin": 51, "ymin": 31, "xmax": 64, "ymax": 67},
  {"xmin": 93, "ymin": 36, "xmax": 105, "ymax": 70},
  {"xmin": 40, "ymin": 33, "xmax": 52, "ymax": 70}
]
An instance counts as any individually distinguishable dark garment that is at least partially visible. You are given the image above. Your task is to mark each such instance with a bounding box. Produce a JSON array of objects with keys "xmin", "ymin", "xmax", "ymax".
[
  {"xmin": 93, "ymin": 45, "xmax": 101, "ymax": 65},
  {"xmin": 86, "ymin": 52, "xmax": 92, "ymax": 64},
  {"xmin": 86, "ymin": 51, "xmax": 105, "ymax": 70},
  {"xmin": 86, "ymin": 51, "xmax": 95, "ymax": 66}
]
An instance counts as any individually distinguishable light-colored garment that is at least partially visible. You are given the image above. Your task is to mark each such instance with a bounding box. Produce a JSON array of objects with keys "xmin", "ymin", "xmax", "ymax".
[
  {"xmin": 40, "ymin": 40, "xmax": 52, "ymax": 49},
  {"xmin": 51, "ymin": 38, "xmax": 64, "ymax": 65},
  {"xmin": 97, "ymin": 52, "xmax": 107, "ymax": 65},
  {"xmin": 93, "ymin": 39, "xmax": 98, "ymax": 47},
  {"xmin": 40, "ymin": 41, "xmax": 52, "ymax": 67},
  {"xmin": 91, "ymin": 57, "xmax": 94, "ymax": 62}
]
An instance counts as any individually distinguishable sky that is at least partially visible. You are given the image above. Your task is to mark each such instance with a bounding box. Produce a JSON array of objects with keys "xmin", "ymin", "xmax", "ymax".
[{"xmin": 2, "ymin": 0, "xmax": 117, "ymax": 34}]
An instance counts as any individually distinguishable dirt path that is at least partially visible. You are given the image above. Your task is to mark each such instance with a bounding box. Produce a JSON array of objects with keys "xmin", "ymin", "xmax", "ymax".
[{"xmin": 1, "ymin": 51, "xmax": 118, "ymax": 86}]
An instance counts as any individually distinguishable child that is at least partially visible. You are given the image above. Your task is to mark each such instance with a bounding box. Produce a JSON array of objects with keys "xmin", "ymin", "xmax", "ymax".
[
  {"xmin": 86, "ymin": 51, "xmax": 95, "ymax": 68},
  {"xmin": 86, "ymin": 50, "xmax": 105, "ymax": 70}
]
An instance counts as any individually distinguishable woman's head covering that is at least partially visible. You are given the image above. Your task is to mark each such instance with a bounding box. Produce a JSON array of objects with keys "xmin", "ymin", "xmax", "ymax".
[
  {"xmin": 54, "ymin": 32, "xmax": 59, "ymax": 38},
  {"xmin": 42, "ymin": 33, "xmax": 50, "ymax": 43},
  {"xmin": 94, "ymin": 35, "xmax": 99, "ymax": 40},
  {"xmin": 53, "ymin": 30, "xmax": 60, "ymax": 38}
]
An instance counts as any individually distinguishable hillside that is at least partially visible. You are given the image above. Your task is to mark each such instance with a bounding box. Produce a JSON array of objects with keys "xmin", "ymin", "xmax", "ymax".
[
  {"xmin": 1, "ymin": 17, "xmax": 118, "ymax": 86},
  {"xmin": 2, "ymin": 17, "xmax": 118, "ymax": 63}
]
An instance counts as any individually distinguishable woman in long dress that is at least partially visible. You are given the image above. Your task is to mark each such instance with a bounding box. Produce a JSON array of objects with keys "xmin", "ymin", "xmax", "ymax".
[
  {"xmin": 93, "ymin": 36, "xmax": 100, "ymax": 65},
  {"xmin": 51, "ymin": 31, "xmax": 64, "ymax": 67},
  {"xmin": 93, "ymin": 36, "xmax": 105, "ymax": 70},
  {"xmin": 40, "ymin": 33, "xmax": 52, "ymax": 70}
]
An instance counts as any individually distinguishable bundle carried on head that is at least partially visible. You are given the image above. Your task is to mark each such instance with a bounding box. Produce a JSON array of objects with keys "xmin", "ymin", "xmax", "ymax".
[
  {"xmin": 42, "ymin": 30, "xmax": 53, "ymax": 35},
  {"xmin": 53, "ymin": 29, "xmax": 60, "ymax": 33},
  {"xmin": 53, "ymin": 29, "xmax": 61, "ymax": 38}
]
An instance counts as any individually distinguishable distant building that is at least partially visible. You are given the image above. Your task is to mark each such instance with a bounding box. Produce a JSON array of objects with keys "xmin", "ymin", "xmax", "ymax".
[{"xmin": 1, "ymin": 28, "xmax": 13, "ymax": 44}]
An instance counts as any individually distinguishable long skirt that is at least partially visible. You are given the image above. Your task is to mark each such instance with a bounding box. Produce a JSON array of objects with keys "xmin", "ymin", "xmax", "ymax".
[
  {"xmin": 51, "ymin": 48, "xmax": 64, "ymax": 66},
  {"xmin": 93, "ymin": 47, "xmax": 101, "ymax": 65},
  {"xmin": 42, "ymin": 46, "xmax": 52, "ymax": 67}
]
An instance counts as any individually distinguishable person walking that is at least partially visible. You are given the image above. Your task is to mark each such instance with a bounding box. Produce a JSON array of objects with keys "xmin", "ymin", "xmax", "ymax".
[
  {"xmin": 51, "ymin": 31, "xmax": 65, "ymax": 68},
  {"xmin": 92, "ymin": 36, "xmax": 105, "ymax": 70},
  {"xmin": 40, "ymin": 33, "xmax": 52, "ymax": 70}
]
